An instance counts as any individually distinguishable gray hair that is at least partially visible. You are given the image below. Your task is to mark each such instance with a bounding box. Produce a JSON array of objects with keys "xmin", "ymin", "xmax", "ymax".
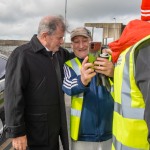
[{"xmin": 37, "ymin": 15, "xmax": 66, "ymax": 36}]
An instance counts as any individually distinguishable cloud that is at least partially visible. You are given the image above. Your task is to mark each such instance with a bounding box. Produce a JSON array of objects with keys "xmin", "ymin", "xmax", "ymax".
[{"xmin": 0, "ymin": 0, "xmax": 141, "ymax": 41}]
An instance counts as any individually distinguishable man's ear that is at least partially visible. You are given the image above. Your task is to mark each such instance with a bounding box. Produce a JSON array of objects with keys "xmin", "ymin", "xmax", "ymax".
[
  {"xmin": 41, "ymin": 32, "xmax": 47, "ymax": 40},
  {"xmin": 39, "ymin": 32, "xmax": 49, "ymax": 46}
]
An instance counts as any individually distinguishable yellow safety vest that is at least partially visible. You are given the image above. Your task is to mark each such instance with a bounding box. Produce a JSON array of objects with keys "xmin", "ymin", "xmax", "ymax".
[
  {"xmin": 65, "ymin": 58, "xmax": 83, "ymax": 141},
  {"xmin": 112, "ymin": 35, "xmax": 150, "ymax": 150}
]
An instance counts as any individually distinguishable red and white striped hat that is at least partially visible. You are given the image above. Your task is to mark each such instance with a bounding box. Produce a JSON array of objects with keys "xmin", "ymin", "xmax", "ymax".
[{"xmin": 141, "ymin": 0, "xmax": 150, "ymax": 21}]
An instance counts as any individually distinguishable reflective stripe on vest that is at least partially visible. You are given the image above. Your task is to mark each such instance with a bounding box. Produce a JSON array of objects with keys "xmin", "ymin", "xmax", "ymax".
[
  {"xmin": 114, "ymin": 45, "xmax": 144, "ymax": 119},
  {"xmin": 71, "ymin": 93, "xmax": 83, "ymax": 117},
  {"xmin": 66, "ymin": 58, "xmax": 81, "ymax": 75},
  {"xmin": 71, "ymin": 108, "xmax": 81, "ymax": 117},
  {"xmin": 113, "ymin": 35, "xmax": 150, "ymax": 150},
  {"xmin": 71, "ymin": 58, "xmax": 81, "ymax": 75},
  {"xmin": 65, "ymin": 58, "xmax": 83, "ymax": 140}
]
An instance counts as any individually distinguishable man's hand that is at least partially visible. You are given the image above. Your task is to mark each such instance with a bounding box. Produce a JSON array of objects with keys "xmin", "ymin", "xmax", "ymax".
[
  {"xmin": 12, "ymin": 135, "xmax": 27, "ymax": 150},
  {"xmin": 94, "ymin": 57, "xmax": 114, "ymax": 77},
  {"xmin": 80, "ymin": 56, "xmax": 96, "ymax": 86},
  {"xmin": 102, "ymin": 48, "xmax": 112, "ymax": 55}
]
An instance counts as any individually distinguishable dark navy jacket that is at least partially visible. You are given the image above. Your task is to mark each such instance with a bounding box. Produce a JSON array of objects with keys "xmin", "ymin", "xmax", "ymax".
[{"xmin": 63, "ymin": 58, "xmax": 114, "ymax": 142}]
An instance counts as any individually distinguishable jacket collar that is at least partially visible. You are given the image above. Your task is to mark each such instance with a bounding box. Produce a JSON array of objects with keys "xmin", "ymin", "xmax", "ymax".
[
  {"xmin": 30, "ymin": 34, "xmax": 65, "ymax": 58},
  {"xmin": 30, "ymin": 34, "xmax": 45, "ymax": 53}
]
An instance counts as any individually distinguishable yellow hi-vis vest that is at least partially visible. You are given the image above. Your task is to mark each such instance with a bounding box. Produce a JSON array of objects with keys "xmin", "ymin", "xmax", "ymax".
[
  {"xmin": 112, "ymin": 35, "xmax": 150, "ymax": 150},
  {"xmin": 65, "ymin": 58, "xmax": 83, "ymax": 141}
]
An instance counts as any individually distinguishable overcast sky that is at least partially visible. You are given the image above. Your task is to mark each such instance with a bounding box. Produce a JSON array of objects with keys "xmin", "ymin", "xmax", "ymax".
[{"xmin": 0, "ymin": 0, "xmax": 141, "ymax": 42}]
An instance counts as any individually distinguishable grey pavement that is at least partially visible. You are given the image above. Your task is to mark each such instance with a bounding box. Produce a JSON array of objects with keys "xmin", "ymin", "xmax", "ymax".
[{"xmin": 60, "ymin": 94, "xmax": 71, "ymax": 150}]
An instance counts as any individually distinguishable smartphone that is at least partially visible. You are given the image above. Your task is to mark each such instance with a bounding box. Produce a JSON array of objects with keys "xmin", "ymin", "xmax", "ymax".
[{"xmin": 88, "ymin": 42, "xmax": 101, "ymax": 63}]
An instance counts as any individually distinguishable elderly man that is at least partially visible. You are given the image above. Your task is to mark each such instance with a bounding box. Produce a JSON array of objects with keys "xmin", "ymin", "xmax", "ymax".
[
  {"xmin": 63, "ymin": 27, "xmax": 114, "ymax": 150},
  {"xmin": 4, "ymin": 15, "xmax": 74, "ymax": 150}
]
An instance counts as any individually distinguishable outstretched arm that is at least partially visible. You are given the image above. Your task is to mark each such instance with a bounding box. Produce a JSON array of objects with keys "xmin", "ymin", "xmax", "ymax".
[{"xmin": 62, "ymin": 57, "xmax": 96, "ymax": 96}]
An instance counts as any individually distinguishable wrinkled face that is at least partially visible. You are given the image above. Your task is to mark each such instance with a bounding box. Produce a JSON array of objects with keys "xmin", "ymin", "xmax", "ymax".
[
  {"xmin": 45, "ymin": 27, "xmax": 64, "ymax": 52},
  {"xmin": 71, "ymin": 36, "xmax": 91, "ymax": 59}
]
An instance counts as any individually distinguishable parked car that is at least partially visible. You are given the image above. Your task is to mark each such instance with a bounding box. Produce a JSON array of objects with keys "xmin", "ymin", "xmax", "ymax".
[{"xmin": 0, "ymin": 54, "xmax": 8, "ymax": 145}]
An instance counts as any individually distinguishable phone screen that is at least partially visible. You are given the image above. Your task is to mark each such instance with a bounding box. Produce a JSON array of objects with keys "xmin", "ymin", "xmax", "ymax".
[
  {"xmin": 89, "ymin": 42, "xmax": 101, "ymax": 53},
  {"xmin": 88, "ymin": 42, "xmax": 101, "ymax": 63}
]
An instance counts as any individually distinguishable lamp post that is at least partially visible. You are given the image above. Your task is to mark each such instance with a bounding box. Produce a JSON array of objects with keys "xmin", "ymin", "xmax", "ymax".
[
  {"xmin": 65, "ymin": 0, "xmax": 67, "ymax": 25},
  {"xmin": 113, "ymin": 18, "xmax": 116, "ymax": 40},
  {"xmin": 64, "ymin": 0, "xmax": 68, "ymax": 48}
]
